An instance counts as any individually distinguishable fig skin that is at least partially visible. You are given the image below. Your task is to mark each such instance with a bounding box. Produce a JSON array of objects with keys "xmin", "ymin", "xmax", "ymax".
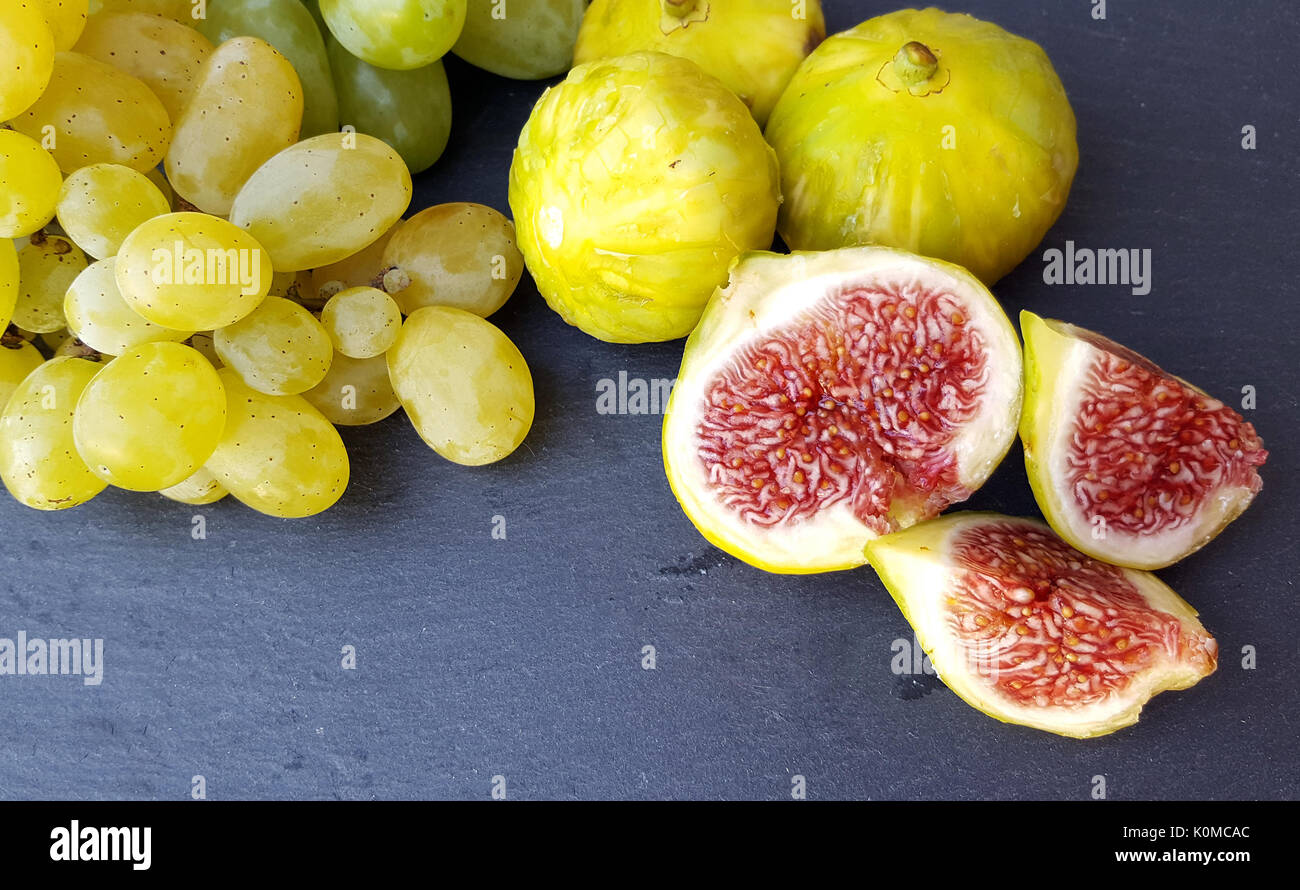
[
  {"xmin": 766, "ymin": 8, "xmax": 1078, "ymax": 285},
  {"xmin": 1020, "ymin": 311, "xmax": 1266, "ymax": 570},
  {"xmin": 865, "ymin": 512, "xmax": 1218, "ymax": 738},
  {"xmin": 574, "ymin": 0, "xmax": 826, "ymax": 126},
  {"xmin": 509, "ymin": 51, "xmax": 780, "ymax": 344}
]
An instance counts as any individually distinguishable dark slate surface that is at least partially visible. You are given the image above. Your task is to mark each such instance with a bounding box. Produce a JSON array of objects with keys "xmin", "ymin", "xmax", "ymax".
[{"xmin": 1, "ymin": 1, "xmax": 1297, "ymax": 801}]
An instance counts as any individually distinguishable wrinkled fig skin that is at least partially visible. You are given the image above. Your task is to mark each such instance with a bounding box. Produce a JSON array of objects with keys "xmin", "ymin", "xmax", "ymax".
[
  {"xmin": 766, "ymin": 8, "xmax": 1078, "ymax": 284},
  {"xmin": 510, "ymin": 52, "xmax": 780, "ymax": 343}
]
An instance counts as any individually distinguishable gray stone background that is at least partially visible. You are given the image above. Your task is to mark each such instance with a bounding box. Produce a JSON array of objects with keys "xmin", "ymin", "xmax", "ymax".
[{"xmin": 0, "ymin": 0, "xmax": 1296, "ymax": 800}]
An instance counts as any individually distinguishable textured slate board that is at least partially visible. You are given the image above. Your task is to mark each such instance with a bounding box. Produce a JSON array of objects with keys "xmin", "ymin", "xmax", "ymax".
[{"xmin": 1, "ymin": 0, "xmax": 1297, "ymax": 800}]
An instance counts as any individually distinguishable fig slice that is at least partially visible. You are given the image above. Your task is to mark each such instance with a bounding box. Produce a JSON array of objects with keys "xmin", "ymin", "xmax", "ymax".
[
  {"xmin": 662, "ymin": 247, "xmax": 1022, "ymax": 573},
  {"xmin": 1020, "ymin": 311, "xmax": 1267, "ymax": 570},
  {"xmin": 864, "ymin": 512, "xmax": 1218, "ymax": 738}
]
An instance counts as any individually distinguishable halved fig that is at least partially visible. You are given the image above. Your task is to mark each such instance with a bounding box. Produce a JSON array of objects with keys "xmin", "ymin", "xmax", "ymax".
[
  {"xmin": 864, "ymin": 512, "xmax": 1218, "ymax": 738},
  {"xmin": 662, "ymin": 247, "xmax": 1022, "ymax": 573},
  {"xmin": 1021, "ymin": 311, "xmax": 1267, "ymax": 570}
]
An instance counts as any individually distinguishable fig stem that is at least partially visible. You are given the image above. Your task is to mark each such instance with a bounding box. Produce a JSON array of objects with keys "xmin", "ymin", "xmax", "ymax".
[
  {"xmin": 662, "ymin": 0, "xmax": 700, "ymax": 20},
  {"xmin": 893, "ymin": 41, "xmax": 940, "ymax": 87}
]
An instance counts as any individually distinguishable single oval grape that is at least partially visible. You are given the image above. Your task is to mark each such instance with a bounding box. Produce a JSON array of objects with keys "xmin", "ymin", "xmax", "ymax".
[
  {"xmin": 0, "ymin": 337, "xmax": 44, "ymax": 412},
  {"xmin": 56, "ymin": 163, "xmax": 172, "ymax": 260},
  {"xmin": 0, "ymin": 130, "xmax": 63, "ymax": 239},
  {"xmin": 9, "ymin": 51, "xmax": 172, "ymax": 173},
  {"xmin": 13, "ymin": 234, "xmax": 87, "ymax": 334},
  {"xmin": 166, "ymin": 37, "xmax": 304, "ymax": 215},
  {"xmin": 73, "ymin": 341, "xmax": 226, "ymax": 491},
  {"xmin": 76, "ymin": 11, "xmax": 214, "ymax": 122},
  {"xmin": 0, "ymin": 2, "xmax": 55, "ymax": 120},
  {"xmin": 327, "ymin": 35, "xmax": 451, "ymax": 174},
  {"xmin": 320, "ymin": 0, "xmax": 465, "ymax": 70},
  {"xmin": 116, "ymin": 212, "xmax": 273, "ymax": 330},
  {"xmin": 387, "ymin": 306, "xmax": 534, "ymax": 465},
  {"xmin": 229, "ymin": 132, "xmax": 412, "ymax": 271},
  {"xmin": 159, "ymin": 465, "xmax": 228, "ymax": 505},
  {"xmin": 65, "ymin": 257, "xmax": 193, "ymax": 356},
  {"xmin": 89, "ymin": 0, "xmax": 195, "ymax": 21},
  {"xmin": 452, "ymin": 0, "xmax": 585, "ymax": 80},
  {"xmin": 320, "ymin": 286, "xmax": 400, "ymax": 359},
  {"xmin": 205, "ymin": 367, "xmax": 350, "ymax": 518},
  {"xmin": 197, "ymin": 0, "xmax": 339, "ymax": 137},
  {"xmin": 303, "ymin": 351, "xmax": 401, "ymax": 426},
  {"xmin": 0, "ymin": 356, "xmax": 108, "ymax": 510},
  {"xmin": 214, "ymin": 296, "xmax": 333, "ymax": 395},
  {"xmin": 384, "ymin": 203, "xmax": 523, "ymax": 317}
]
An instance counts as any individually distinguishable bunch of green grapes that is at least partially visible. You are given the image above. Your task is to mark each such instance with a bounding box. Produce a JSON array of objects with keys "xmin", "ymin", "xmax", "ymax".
[{"xmin": 0, "ymin": 1, "xmax": 541, "ymax": 522}]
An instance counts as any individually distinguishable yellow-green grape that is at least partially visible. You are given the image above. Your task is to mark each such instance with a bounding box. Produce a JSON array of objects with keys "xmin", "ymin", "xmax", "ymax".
[
  {"xmin": 303, "ymin": 351, "xmax": 400, "ymax": 426},
  {"xmin": 37, "ymin": 0, "xmax": 88, "ymax": 50},
  {"xmin": 267, "ymin": 268, "xmax": 313, "ymax": 302},
  {"xmin": 159, "ymin": 465, "xmax": 227, "ymax": 505},
  {"xmin": 166, "ymin": 37, "xmax": 303, "ymax": 215},
  {"xmin": 205, "ymin": 367, "xmax": 349, "ymax": 518},
  {"xmin": 383, "ymin": 203, "xmax": 523, "ymax": 317},
  {"xmin": 56, "ymin": 163, "xmax": 172, "ymax": 260},
  {"xmin": 320, "ymin": 287, "xmax": 400, "ymax": 359},
  {"xmin": 73, "ymin": 341, "xmax": 225, "ymax": 491},
  {"xmin": 308, "ymin": 222, "xmax": 398, "ymax": 305},
  {"xmin": 453, "ymin": 0, "xmax": 585, "ymax": 80},
  {"xmin": 89, "ymin": 0, "xmax": 196, "ymax": 21},
  {"xmin": 186, "ymin": 331, "xmax": 221, "ymax": 367},
  {"xmin": 115, "ymin": 212, "xmax": 273, "ymax": 330},
  {"xmin": 65, "ymin": 257, "xmax": 193, "ymax": 355},
  {"xmin": 230, "ymin": 133, "xmax": 412, "ymax": 271},
  {"xmin": 214, "ymin": 296, "xmax": 333, "ymax": 395},
  {"xmin": 0, "ymin": 241, "xmax": 19, "ymax": 330},
  {"xmin": 75, "ymin": 11, "xmax": 214, "ymax": 122},
  {"xmin": 0, "ymin": 356, "xmax": 108, "ymax": 510},
  {"xmin": 387, "ymin": 306, "xmax": 534, "ymax": 465},
  {"xmin": 320, "ymin": 0, "xmax": 466, "ymax": 70},
  {"xmin": 0, "ymin": 131, "xmax": 63, "ymax": 239},
  {"xmin": 0, "ymin": 336, "xmax": 44, "ymax": 412},
  {"xmin": 144, "ymin": 166, "xmax": 175, "ymax": 208},
  {"xmin": 13, "ymin": 234, "xmax": 87, "ymax": 333},
  {"xmin": 0, "ymin": 2, "xmax": 55, "ymax": 120},
  {"xmin": 9, "ymin": 52, "xmax": 172, "ymax": 173}
]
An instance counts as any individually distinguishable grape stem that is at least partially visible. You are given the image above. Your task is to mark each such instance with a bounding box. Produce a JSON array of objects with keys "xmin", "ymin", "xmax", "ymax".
[{"xmin": 1, "ymin": 326, "xmax": 26, "ymax": 350}]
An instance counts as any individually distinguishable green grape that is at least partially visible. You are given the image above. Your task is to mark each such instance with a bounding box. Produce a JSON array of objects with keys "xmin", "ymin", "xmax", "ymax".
[
  {"xmin": 197, "ymin": 0, "xmax": 339, "ymax": 138},
  {"xmin": 230, "ymin": 132, "xmax": 412, "ymax": 271},
  {"xmin": 327, "ymin": 35, "xmax": 451, "ymax": 174},
  {"xmin": 453, "ymin": 0, "xmax": 585, "ymax": 80},
  {"xmin": 0, "ymin": 130, "xmax": 63, "ymax": 239},
  {"xmin": 308, "ymin": 221, "xmax": 398, "ymax": 306},
  {"xmin": 89, "ymin": 0, "xmax": 197, "ymax": 22},
  {"xmin": 56, "ymin": 163, "xmax": 172, "ymax": 260},
  {"xmin": 166, "ymin": 37, "xmax": 304, "ymax": 215},
  {"xmin": 267, "ymin": 268, "xmax": 313, "ymax": 302},
  {"xmin": 0, "ymin": 2, "xmax": 55, "ymax": 120},
  {"xmin": 144, "ymin": 166, "xmax": 175, "ymax": 208},
  {"xmin": 1, "ymin": 241, "xmax": 19, "ymax": 331},
  {"xmin": 300, "ymin": 0, "xmax": 327, "ymax": 35},
  {"xmin": 9, "ymin": 52, "xmax": 172, "ymax": 174},
  {"xmin": 205, "ymin": 367, "xmax": 349, "ymax": 517},
  {"xmin": 159, "ymin": 465, "xmax": 227, "ymax": 505},
  {"xmin": 320, "ymin": 286, "xmax": 400, "ymax": 359},
  {"xmin": 387, "ymin": 306, "xmax": 534, "ymax": 465},
  {"xmin": 0, "ymin": 336, "xmax": 44, "ymax": 412},
  {"xmin": 73, "ymin": 341, "xmax": 226, "ymax": 491},
  {"xmin": 65, "ymin": 257, "xmax": 193, "ymax": 355},
  {"xmin": 40, "ymin": 327, "xmax": 72, "ymax": 353},
  {"xmin": 0, "ymin": 356, "xmax": 108, "ymax": 510},
  {"xmin": 214, "ymin": 296, "xmax": 333, "ymax": 395},
  {"xmin": 384, "ymin": 203, "xmax": 523, "ymax": 317},
  {"xmin": 37, "ymin": 0, "xmax": 88, "ymax": 51},
  {"xmin": 320, "ymin": 0, "xmax": 465, "ymax": 70},
  {"xmin": 76, "ymin": 11, "xmax": 214, "ymax": 122},
  {"xmin": 303, "ymin": 350, "xmax": 400, "ymax": 425},
  {"xmin": 116, "ymin": 212, "xmax": 273, "ymax": 330},
  {"xmin": 13, "ymin": 234, "xmax": 87, "ymax": 334}
]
